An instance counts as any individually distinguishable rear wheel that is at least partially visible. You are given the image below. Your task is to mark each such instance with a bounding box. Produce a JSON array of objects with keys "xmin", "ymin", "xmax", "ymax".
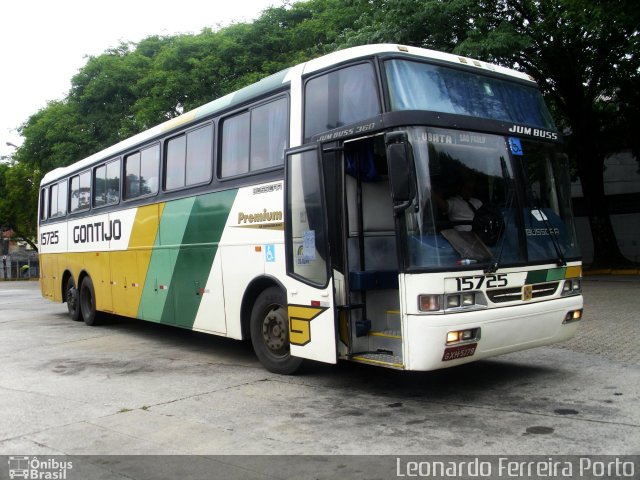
[
  {"xmin": 65, "ymin": 276, "xmax": 81, "ymax": 321},
  {"xmin": 250, "ymin": 286, "xmax": 302, "ymax": 374},
  {"xmin": 79, "ymin": 276, "xmax": 100, "ymax": 326}
]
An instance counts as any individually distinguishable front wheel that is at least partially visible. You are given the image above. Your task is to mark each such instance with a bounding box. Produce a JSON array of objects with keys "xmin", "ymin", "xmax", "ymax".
[
  {"xmin": 250, "ymin": 287, "xmax": 302, "ymax": 375},
  {"xmin": 79, "ymin": 276, "xmax": 100, "ymax": 326}
]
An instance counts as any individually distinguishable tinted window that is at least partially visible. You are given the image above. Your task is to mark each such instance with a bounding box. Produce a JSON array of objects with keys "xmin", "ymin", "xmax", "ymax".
[
  {"xmin": 304, "ymin": 63, "xmax": 380, "ymax": 141},
  {"xmin": 186, "ymin": 124, "xmax": 213, "ymax": 186},
  {"xmin": 49, "ymin": 181, "xmax": 67, "ymax": 218},
  {"xmin": 94, "ymin": 159, "xmax": 120, "ymax": 207},
  {"xmin": 165, "ymin": 135, "xmax": 186, "ymax": 190},
  {"xmin": 70, "ymin": 172, "xmax": 90, "ymax": 213},
  {"xmin": 385, "ymin": 59, "xmax": 556, "ymax": 129},
  {"xmin": 165, "ymin": 124, "xmax": 213, "ymax": 190},
  {"xmin": 220, "ymin": 97, "xmax": 288, "ymax": 178},
  {"xmin": 49, "ymin": 184, "xmax": 58, "ymax": 218},
  {"xmin": 220, "ymin": 112, "xmax": 250, "ymax": 177},
  {"xmin": 125, "ymin": 144, "xmax": 159, "ymax": 199},
  {"xmin": 250, "ymin": 97, "xmax": 288, "ymax": 171},
  {"xmin": 40, "ymin": 188, "xmax": 48, "ymax": 221}
]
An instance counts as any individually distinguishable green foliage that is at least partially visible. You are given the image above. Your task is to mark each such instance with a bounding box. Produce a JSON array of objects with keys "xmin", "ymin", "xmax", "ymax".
[
  {"xmin": 4, "ymin": 0, "xmax": 638, "ymax": 264},
  {"xmin": 0, "ymin": 161, "xmax": 41, "ymax": 249},
  {"xmin": 336, "ymin": 0, "xmax": 640, "ymax": 265}
]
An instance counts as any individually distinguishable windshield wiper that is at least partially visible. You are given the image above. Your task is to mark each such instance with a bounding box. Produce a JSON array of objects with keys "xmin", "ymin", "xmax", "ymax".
[
  {"xmin": 531, "ymin": 192, "xmax": 566, "ymax": 266},
  {"xmin": 484, "ymin": 157, "xmax": 512, "ymax": 274}
]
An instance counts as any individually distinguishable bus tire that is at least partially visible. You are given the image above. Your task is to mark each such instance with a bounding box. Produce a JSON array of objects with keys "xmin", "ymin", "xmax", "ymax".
[
  {"xmin": 79, "ymin": 276, "xmax": 100, "ymax": 326},
  {"xmin": 250, "ymin": 286, "xmax": 302, "ymax": 375},
  {"xmin": 65, "ymin": 276, "xmax": 81, "ymax": 322}
]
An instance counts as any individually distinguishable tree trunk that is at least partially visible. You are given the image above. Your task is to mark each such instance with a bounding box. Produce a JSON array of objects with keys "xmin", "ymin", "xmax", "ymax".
[{"xmin": 9, "ymin": 229, "xmax": 39, "ymax": 253}]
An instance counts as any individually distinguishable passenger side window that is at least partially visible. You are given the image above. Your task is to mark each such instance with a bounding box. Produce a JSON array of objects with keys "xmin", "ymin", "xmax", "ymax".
[
  {"xmin": 304, "ymin": 63, "xmax": 380, "ymax": 141},
  {"xmin": 125, "ymin": 144, "xmax": 159, "ymax": 199},
  {"xmin": 70, "ymin": 172, "xmax": 90, "ymax": 213},
  {"xmin": 94, "ymin": 158, "xmax": 120, "ymax": 207},
  {"xmin": 49, "ymin": 180, "xmax": 68, "ymax": 218},
  {"xmin": 220, "ymin": 96, "xmax": 288, "ymax": 178},
  {"xmin": 220, "ymin": 112, "xmax": 250, "ymax": 177},
  {"xmin": 165, "ymin": 123, "xmax": 213, "ymax": 190},
  {"xmin": 40, "ymin": 188, "xmax": 48, "ymax": 220}
]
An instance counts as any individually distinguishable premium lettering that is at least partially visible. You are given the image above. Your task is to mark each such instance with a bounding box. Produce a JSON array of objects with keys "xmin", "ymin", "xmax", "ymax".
[{"xmin": 238, "ymin": 209, "xmax": 283, "ymax": 224}]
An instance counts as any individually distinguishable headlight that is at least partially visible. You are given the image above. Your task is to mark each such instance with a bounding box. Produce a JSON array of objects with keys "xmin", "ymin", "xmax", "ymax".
[
  {"xmin": 461, "ymin": 293, "xmax": 475, "ymax": 306},
  {"xmin": 419, "ymin": 292, "xmax": 487, "ymax": 313},
  {"xmin": 562, "ymin": 279, "xmax": 582, "ymax": 296}
]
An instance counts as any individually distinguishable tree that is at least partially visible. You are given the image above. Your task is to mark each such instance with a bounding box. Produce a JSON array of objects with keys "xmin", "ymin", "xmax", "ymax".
[
  {"xmin": 0, "ymin": 161, "xmax": 41, "ymax": 250},
  {"xmin": 336, "ymin": 0, "xmax": 640, "ymax": 267}
]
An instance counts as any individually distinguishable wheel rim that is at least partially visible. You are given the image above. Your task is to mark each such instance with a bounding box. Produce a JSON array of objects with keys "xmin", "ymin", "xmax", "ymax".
[
  {"xmin": 261, "ymin": 304, "xmax": 288, "ymax": 358},
  {"xmin": 67, "ymin": 284, "xmax": 77, "ymax": 312}
]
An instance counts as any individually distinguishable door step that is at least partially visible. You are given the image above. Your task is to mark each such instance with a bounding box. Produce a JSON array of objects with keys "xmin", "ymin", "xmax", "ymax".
[
  {"xmin": 367, "ymin": 329, "xmax": 402, "ymax": 356},
  {"xmin": 351, "ymin": 352, "xmax": 404, "ymax": 369},
  {"xmin": 369, "ymin": 330, "xmax": 401, "ymax": 339}
]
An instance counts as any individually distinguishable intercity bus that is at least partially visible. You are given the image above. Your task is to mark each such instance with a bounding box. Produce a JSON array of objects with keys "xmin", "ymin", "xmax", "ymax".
[{"xmin": 38, "ymin": 44, "xmax": 583, "ymax": 374}]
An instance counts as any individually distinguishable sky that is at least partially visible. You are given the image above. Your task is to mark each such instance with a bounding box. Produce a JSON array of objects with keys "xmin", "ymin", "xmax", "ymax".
[{"xmin": 0, "ymin": 0, "xmax": 280, "ymax": 158}]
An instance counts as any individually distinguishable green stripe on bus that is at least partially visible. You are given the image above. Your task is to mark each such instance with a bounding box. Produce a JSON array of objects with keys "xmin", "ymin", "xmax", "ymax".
[
  {"xmin": 164, "ymin": 189, "xmax": 237, "ymax": 328},
  {"xmin": 139, "ymin": 189, "xmax": 238, "ymax": 328},
  {"xmin": 525, "ymin": 267, "xmax": 566, "ymax": 284},
  {"xmin": 139, "ymin": 197, "xmax": 196, "ymax": 323}
]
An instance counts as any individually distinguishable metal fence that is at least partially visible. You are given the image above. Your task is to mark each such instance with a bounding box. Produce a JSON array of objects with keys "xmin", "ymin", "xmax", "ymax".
[{"xmin": 1, "ymin": 251, "xmax": 39, "ymax": 280}]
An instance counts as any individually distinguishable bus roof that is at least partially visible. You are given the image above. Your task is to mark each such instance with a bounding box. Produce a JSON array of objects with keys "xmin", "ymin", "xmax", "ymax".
[{"xmin": 41, "ymin": 44, "xmax": 535, "ymax": 186}]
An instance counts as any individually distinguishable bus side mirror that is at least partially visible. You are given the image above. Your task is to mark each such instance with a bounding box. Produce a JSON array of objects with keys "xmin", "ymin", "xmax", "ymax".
[{"xmin": 386, "ymin": 132, "xmax": 416, "ymax": 214}]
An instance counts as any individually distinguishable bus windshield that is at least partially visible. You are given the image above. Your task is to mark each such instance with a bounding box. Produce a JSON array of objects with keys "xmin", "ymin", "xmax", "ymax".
[
  {"xmin": 403, "ymin": 127, "xmax": 580, "ymax": 270},
  {"xmin": 385, "ymin": 59, "xmax": 555, "ymax": 130}
]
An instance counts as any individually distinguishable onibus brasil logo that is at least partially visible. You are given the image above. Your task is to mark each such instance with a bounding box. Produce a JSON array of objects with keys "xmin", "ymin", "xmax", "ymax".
[{"xmin": 8, "ymin": 457, "xmax": 73, "ymax": 479}]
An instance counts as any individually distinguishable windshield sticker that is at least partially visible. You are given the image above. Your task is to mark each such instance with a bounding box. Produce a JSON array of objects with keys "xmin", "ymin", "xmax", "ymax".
[
  {"xmin": 531, "ymin": 209, "xmax": 548, "ymax": 221},
  {"xmin": 302, "ymin": 230, "xmax": 316, "ymax": 260},
  {"xmin": 508, "ymin": 137, "xmax": 523, "ymax": 156}
]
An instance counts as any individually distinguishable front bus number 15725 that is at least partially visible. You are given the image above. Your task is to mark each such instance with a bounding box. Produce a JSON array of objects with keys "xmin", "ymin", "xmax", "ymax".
[{"xmin": 456, "ymin": 274, "xmax": 508, "ymax": 291}]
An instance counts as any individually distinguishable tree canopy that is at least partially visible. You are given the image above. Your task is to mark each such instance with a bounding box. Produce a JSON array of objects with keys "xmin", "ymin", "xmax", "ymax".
[{"xmin": 2, "ymin": 0, "xmax": 638, "ymax": 266}]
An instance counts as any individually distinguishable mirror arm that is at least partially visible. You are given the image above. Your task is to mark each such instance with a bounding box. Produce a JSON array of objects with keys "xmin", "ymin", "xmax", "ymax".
[{"xmin": 393, "ymin": 200, "xmax": 413, "ymax": 215}]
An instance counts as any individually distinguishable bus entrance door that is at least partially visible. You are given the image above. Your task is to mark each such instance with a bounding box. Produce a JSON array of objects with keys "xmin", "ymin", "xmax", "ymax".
[
  {"xmin": 341, "ymin": 136, "xmax": 404, "ymax": 368},
  {"xmin": 284, "ymin": 146, "xmax": 337, "ymax": 364}
]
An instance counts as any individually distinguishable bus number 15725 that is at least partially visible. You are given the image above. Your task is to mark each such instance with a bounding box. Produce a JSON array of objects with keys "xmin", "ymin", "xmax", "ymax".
[{"xmin": 456, "ymin": 274, "xmax": 508, "ymax": 291}]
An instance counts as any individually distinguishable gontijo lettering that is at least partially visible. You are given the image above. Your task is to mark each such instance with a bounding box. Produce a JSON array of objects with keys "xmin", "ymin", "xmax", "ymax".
[
  {"xmin": 73, "ymin": 219, "xmax": 122, "ymax": 243},
  {"xmin": 238, "ymin": 209, "xmax": 282, "ymax": 224}
]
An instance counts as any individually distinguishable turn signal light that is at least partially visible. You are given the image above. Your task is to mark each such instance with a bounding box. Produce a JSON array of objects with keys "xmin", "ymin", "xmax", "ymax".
[{"xmin": 418, "ymin": 294, "xmax": 441, "ymax": 312}]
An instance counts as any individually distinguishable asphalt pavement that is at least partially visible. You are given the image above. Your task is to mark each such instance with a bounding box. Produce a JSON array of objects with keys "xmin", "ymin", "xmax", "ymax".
[{"xmin": 0, "ymin": 276, "xmax": 638, "ymax": 478}]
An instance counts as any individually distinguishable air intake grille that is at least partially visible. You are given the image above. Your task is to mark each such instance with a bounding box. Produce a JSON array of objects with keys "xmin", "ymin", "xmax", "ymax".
[{"xmin": 487, "ymin": 282, "xmax": 559, "ymax": 303}]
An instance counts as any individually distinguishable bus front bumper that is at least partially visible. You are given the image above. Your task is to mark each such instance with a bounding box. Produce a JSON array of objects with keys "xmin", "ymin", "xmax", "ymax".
[{"xmin": 403, "ymin": 295, "xmax": 583, "ymax": 371}]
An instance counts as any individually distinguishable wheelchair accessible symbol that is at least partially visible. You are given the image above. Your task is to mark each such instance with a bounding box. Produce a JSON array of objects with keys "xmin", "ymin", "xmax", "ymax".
[
  {"xmin": 508, "ymin": 137, "xmax": 523, "ymax": 156},
  {"xmin": 265, "ymin": 244, "xmax": 276, "ymax": 262}
]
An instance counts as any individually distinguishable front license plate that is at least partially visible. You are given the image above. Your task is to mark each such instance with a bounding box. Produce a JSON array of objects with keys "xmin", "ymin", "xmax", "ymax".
[{"xmin": 442, "ymin": 343, "xmax": 477, "ymax": 361}]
